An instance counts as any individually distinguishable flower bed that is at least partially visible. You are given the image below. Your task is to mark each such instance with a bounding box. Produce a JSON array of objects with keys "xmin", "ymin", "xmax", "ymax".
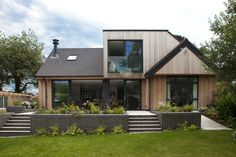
[
  {"xmin": 152, "ymin": 111, "xmax": 201, "ymax": 129},
  {"xmin": 31, "ymin": 114, "xmax": 129, "ymax": 134}
]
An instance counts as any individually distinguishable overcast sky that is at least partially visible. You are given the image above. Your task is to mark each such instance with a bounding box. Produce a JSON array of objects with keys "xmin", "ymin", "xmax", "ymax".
[{"xmin": 0, "ymin": 0, "xmax": 225, "ymax": 57}]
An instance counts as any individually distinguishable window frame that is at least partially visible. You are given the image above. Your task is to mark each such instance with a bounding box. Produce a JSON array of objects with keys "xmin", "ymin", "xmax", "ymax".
[{"xmin": 107, "ymin": 40, "xmax": 143, "ymax": 73}]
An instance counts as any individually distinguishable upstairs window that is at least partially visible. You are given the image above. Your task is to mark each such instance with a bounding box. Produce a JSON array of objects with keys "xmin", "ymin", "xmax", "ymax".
[{"xmin": 108, "ymin": 40, "xmax": 143, "ymax": 73}]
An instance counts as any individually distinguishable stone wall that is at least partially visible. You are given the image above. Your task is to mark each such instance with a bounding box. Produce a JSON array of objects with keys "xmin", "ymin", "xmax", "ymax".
[
  {"xmin": 0, "ymin": 113, "xmax": 12, "ymax": 128},
  {"xmin": 31, "ymin": 114, "xmax": 129, "ymax": 133},
  {"xmin": 153, "ymin": 111, "xmax": 201, "ymax": 129}
]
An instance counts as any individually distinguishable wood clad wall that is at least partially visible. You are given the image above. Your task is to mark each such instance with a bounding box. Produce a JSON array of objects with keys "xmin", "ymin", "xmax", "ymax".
[
  {"xmin": 103, "ymin": 31, "xmax": 179, "ymax": 77},
  {"xmin": 157, "ymin": 47, "xmax": 213, "ymax": 75},
  {"xmin": 198, "ymin": 76, "xmax": 216, "ymax": 107},
  {"xmin": 150, "ymin": 76, "xmax": 166, "ymax": 110},
  {"xmin": 38, "ymin": 79, "xmax": 52, "ymax": 109},
  {"xmin": 141, "ymin": 79, "xmax": 150, "ymax": 110}
]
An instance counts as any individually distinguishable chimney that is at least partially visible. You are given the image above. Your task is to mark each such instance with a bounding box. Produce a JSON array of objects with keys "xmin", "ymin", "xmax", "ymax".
[{"xmin": 51, "ymin": 39, "xmax": 59, "ymax": 58}]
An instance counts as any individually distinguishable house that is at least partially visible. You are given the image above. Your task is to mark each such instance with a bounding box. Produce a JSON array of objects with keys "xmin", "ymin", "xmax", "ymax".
[{"xmin": 36, "ymin": 30, "xmax": 216, "ymax": 110}]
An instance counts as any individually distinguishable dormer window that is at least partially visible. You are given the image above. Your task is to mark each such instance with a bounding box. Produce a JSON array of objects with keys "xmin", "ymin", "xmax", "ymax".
[{"xmin": 67, "ymin": 55, "xmax": 77, "ymax": 61}]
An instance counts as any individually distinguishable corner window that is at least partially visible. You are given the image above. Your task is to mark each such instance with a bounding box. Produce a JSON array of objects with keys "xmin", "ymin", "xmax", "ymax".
[
  {"xmin": 108, "ymin": 40, "xmax": 143, "ymax": 73},
  {"xmin": 167, "ymin": 76, "xmax": 198, "ymax": 109}
]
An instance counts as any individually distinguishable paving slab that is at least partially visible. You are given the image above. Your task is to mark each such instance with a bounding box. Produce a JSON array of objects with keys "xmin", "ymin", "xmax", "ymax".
[{"xmin": 201, "ymin": 115, "xmax": 232, "ymax": 130}]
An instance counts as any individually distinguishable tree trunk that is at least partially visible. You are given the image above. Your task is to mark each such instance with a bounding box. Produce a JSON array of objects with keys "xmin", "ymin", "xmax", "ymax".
[
  {"xmin": 0, "ymin": 81, "xmax": 2, "ymax": 91},
  {"xmin": 15, "ymin": 78, "xmax": 22, "ymax": 93}
]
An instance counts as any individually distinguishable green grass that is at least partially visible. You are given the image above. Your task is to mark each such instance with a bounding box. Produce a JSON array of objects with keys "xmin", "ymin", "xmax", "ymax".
[{"xmin": 0, "ymin": 130, "xmax": 235, "ymax": 157}]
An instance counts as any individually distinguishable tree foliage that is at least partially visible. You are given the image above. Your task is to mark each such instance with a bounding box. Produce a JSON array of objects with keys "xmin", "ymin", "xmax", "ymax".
[
  {"xmin": 201, "ymin": 0, "xmax": 236, "ymax": 82},
  {"xmin": 0, "ymin": 30, "xmax": 44, "ymax": 93}
]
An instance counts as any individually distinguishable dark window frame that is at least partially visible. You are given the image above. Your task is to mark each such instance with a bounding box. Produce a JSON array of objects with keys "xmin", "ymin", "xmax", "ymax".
[
  {"xmin": 166, "ymin": 76, "xmax": 198, "ymax": 109},
  {"xmin": 107, "ymin": 40, "xmax": 143, "ymax": 73}
]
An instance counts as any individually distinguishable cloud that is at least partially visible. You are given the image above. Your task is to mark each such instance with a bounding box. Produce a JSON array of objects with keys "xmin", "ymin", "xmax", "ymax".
[{"xmin": 0, "ymin": 0, "xmax": 225, "ymax": 57}]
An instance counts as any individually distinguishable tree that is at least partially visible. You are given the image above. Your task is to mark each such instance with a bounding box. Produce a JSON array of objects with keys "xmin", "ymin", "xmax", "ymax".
[
  {"xmin": 201, "ymin": 0, "xmax": 236, "ymax": 82},
  {"xmin": 0, "ymin": 30, "xmax": 44, "ymax": 93}
]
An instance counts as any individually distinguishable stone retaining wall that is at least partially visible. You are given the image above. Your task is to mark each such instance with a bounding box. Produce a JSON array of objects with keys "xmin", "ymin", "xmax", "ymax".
[
  {"xmin": 0, "ymin": 113, "xmax": 12, "ymax": 128},
  {"xmin": 31, "ymin": 114, "xmax": 129, "ymax": 133},
  {"xmin": 153, "ymin": 111, "xmax": 201, "ymax": 129}
]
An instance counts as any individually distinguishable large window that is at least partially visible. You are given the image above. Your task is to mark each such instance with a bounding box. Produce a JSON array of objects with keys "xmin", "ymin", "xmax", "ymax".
[
  {"xmin": 108, "ymin": 40, "xmax": 143, "ymax": 73},
  {"xmin": 167, "ymin": 77, "xmax": 198, "ymax": 109},
  {"xmin": 52, "ymin": 81, "xmax": 70, "ymax": 108}
]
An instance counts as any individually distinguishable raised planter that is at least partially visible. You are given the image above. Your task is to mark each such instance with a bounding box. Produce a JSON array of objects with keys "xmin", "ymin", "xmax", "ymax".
[
  {"xmin": 31, "ymin": 114, "xmax": 129, "ymax": 133},
  {"xmin": 0, "ymin": 113, "xmax": 13, "ymax": 128},
  {"xmin": 153, "ymin": 111, "xmax": 201, "ymax": 129},
  {"xmin": 6, "ymin": 106, "xmax": 26, "ymax": 113}
]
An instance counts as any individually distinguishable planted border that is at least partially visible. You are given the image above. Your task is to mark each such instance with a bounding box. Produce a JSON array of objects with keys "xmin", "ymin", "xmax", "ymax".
[
  {"xmin": 152, "ymin": 111, "xmax": 201, "ymax": 129},
  {"xmin": 31, "ymin": 114, "xmax": 129, "ymax": 133}
]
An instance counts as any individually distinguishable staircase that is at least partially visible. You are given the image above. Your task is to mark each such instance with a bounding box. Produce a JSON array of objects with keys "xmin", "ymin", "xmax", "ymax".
[
  {"xmin": 129, "ymin": 114, "xmax": 162, "ymax": 133},
  {"xmin": 0, "ymin": 114, "xmax": 31, "ymax": 136}
]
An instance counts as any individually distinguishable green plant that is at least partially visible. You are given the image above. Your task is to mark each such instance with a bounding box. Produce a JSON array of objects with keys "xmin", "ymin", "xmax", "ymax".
[
  {"xmin": 233, "ymin": 130, "xmax": 236, "ymax": 141},
  {"xmin": 90, "ymin": 103, "xmax": 101, "ymax": 114},
  {"xmin": 95, "ymin": 126, "xmax": 106, "ymax": 135},
  {"xmin": 12, "ymin": 100, "xmax": 22, "ymax": 106},
  {"xmin": 201, "ymin": 107, "xmax": 218, "ymax": 119},
  {"xmin": 63, "ymin": 124, "xmax": 84, "ymax": 136},
  {"xmin": 64, "ymin": 104, "xmax": 79, "ymax": 113},
  {"xmin": 58, "ymin": 107, "xmax": 67, "ymax": 114},
  {"xmin": 112, "ymin": 107, "xmax": 125, "ymax": 114},
  {"xmin": 182, "ymin": 105, "xmax": 193, "ymax": 112},
  {"xmin": 112, "ymin": 125, "xmax": 125, "ymax": 134},
  {"xmin": 178, "ymin": 121, "xmax": 198, "ymax": 131},
  {"xmin": 35, "ymin": 127, "xmax": 48, "ymax": 136},
  {"xmin": 49, "ymin": 125, "xmax": 61, "ymax": 136},
  {"xmin": 157, "ymin": 104, "xmax": 172, "ymax": 112}
]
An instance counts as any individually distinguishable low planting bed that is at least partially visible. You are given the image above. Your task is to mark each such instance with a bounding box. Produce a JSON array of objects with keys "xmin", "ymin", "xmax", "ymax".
[
  {"xmin": 6, "ymin": 106, "xmax": 26, "ymax": 113},
  {"xmin": 153, "ymin": 111, "xmax": 201, "ymax": 129},
  {"xmin": 31, "ymin": 114, "xmax": 129, "ymax": 133}
]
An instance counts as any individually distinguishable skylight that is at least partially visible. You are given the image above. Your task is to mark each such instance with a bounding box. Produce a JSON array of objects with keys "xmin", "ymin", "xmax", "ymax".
[{"xmin": 67, "ymin": 55, "xmax": 77, "ymax": 61}]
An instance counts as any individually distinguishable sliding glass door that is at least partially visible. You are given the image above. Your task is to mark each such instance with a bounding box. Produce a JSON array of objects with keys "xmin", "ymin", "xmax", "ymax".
[{"xmin": 126, "ymin": 80, "xmax": 141, "ymax": 110}]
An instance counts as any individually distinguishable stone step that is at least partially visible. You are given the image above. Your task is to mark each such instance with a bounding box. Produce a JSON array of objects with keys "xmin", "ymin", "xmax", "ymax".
[
  {"xmin": 7, "ymin": 119, "xmax": 31, "ymax": 123},
  {"xmin": 129, "ymin": 120, "xmax": 160, "ymax": 124},
  {"xmin": 13, "ymin": 114, "xmax": 31, "ymax": 117},
  {"xmin": 129, "ymin": 115, "xmax": 157, "ymax": 117},
  {"xmin": 0, "ymin": 130, "xmax": 31, "ymax": 136},
  {"xmin": 129, "ymin": 117, "xmax": 158, "ymax": 120},
  {"xmin": 4, "ymin": 123, "xmax": 30, "ymax": 126},
  {"xmin": 129, "ymin": 128, "xmax": 162, "ymax": 132},
  {"xmin": 129, "ymin": 124, "xmax": 161, "ymax": 128},
  {"xmin": 10, "ymin": 116, "xmax": 31, "ymax": 119},
  {"xmin": 1, "ymin": 126, "xmax": 31, "ymax": 130}
]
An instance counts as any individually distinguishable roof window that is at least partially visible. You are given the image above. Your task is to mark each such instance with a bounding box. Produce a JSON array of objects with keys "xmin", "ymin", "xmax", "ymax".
[{"xmin": 67, "ymin": 55, "xmax": 77, "ymax": 61}]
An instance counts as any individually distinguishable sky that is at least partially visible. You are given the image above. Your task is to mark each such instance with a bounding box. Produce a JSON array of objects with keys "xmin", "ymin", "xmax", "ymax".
[{"xmin": 0, "ymin": 0, "xmax": 226, "ymax": 57}]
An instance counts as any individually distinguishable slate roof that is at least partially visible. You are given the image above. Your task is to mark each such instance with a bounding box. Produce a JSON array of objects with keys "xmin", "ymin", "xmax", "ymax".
[
  {"xmin": 36, "ymin": 48, "xmax": 103, "ymax": 77},
  {"xmin": 144, "ymin": 38, "xmax": 215, "ymax": 77}
]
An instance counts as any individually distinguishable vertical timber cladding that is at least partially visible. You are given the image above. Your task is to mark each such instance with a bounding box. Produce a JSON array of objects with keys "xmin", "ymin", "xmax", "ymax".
[
  {"xmin": 150, "ymin": 76, "xmax": 166, "ymax": 110},
  {"xmin": 103, "ymin": 31, "xmax": 180, "ymax": 76},
  {"xmin": 38, "ymin": 79, "xmax": 52, "ymax": 109},
  {"xmin": 198, "ymin": 76, "xmax": 216, "ymax": 107}
]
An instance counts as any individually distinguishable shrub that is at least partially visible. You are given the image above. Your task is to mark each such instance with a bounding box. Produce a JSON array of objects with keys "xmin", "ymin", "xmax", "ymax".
[
  {"xmin": 63, "ymin": 124, "xmax": 84, "ymax": 136},
  {"xmin": 49, "ymin": 125, "xmax": 61, "ymax": 136},
  {"xmin": 157, "ymin": 104, "xmax": 172, "ymax": 112},
  {"xmin": 103, "ymin": 109, "xmax": 114, "ymax": 114},
  {"xmin": 35, "ymin": 127, "xmax": 48, "ymax": 136},
  {"xmin": 112, "ymin": 125, "xmax": 125, "ymax": 134},
  {"xmin": 112, "ymin": 107, "xmax": 125, "ymax": 114},
  {"xmin": 58, "ymin": 107, "xmax": 67, "ymax": 114},
  {"xmin": 182, "ymin": 105, "xmax": 193, "ymax": 112},
  {"xmin": 233, "ymin": 130, "xmax": 236, "ymax": 141},
  {"xmin": 95, "ymin": 126, "xmax": 106, "ymax": 135},
  {"xmin": 64, "ymin": 104, "xmax": 79, "ymax": 113},
  {"xmin": 178, "ymin": 121, "xmax": 198, "ymax": 131},
  {"xmin": 13, "ymin": 100, "xmax": 22, "ymax": 106},
  {"xmin": 216, "ymin": 92, "xmax": 236, "ymax": 120},
  {"xmin": 90, "ymin": 103, "xmax": 101, "ymax": 114},
  {"xmin": 201, "ymin": 107, "xmax": 218, "ymax": 119}
]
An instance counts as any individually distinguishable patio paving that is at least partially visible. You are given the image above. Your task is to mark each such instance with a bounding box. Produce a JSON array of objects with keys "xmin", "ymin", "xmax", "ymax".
[
  {"xmin": 201, "ymin": 115, "xmax": 232, "ymax": 130},
  {"xmin": 127, "ymin": 111, "xmax": 156, "ymax": 115}
]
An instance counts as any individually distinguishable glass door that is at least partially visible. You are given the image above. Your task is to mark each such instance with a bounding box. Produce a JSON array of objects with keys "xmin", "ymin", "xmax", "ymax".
[{"xmin": 125, "ymin": 80, "xmax": 141, "ymax": 110}]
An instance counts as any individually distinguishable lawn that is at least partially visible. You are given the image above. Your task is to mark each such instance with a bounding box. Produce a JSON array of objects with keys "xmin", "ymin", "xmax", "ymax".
[{"xmin": 0, "ymin": 130, "xmax": 235, "ymax": 157}]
